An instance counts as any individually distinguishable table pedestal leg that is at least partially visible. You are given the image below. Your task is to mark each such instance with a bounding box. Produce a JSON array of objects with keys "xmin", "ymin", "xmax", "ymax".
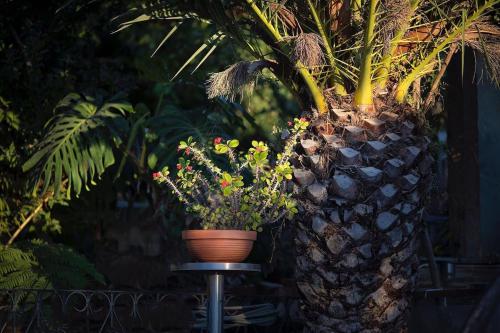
[{"xmin": 208, "ymin": 273, "xmax": 224, "ymax": 333}]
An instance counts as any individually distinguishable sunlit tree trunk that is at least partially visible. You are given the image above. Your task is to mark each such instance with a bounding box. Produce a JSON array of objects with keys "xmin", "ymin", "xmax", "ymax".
[{"xmin": 293, "ymin": 105, "xmax": 433, "ymax": 332}]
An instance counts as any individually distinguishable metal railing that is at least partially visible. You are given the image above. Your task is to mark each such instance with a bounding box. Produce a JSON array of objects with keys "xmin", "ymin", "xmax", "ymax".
[{"xmin": 0, "ymin": 289, "xmax": 296, "ymax": 332}]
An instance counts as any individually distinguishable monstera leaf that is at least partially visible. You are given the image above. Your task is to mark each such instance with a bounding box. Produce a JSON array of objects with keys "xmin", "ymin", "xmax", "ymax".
[{"xmin": 22, "ymin": 93, "xmax": 133, "ymax": 198}]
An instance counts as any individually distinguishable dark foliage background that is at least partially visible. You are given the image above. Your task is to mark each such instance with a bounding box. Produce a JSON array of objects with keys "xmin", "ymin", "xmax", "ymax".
[{"xmin": 0, "ymin": 0, "xmax": 299, "ymax": 291}]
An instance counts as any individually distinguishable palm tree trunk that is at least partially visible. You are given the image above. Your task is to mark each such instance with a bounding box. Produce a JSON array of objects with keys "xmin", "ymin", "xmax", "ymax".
[{"xmin": 293, "ymin": 107, "xmax": 433, "ymax": 332}]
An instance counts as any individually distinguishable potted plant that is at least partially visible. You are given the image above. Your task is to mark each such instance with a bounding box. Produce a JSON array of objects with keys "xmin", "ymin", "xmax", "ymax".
[
  {"xmin": 120, "ymin": 0, "xmax": 500, "ymax": 330},
  {"xmin": 152, "ymin": 118, "xmax": 309, "ymax": 262}
]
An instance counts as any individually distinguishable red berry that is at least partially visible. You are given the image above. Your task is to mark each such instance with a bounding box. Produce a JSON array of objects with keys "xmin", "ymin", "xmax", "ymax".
[
  {"xmin": 176, "ymin": 164, "xmax": 182, "ymax": 170},
  {"xmin": 185, "ymin": 147, "xmax": 191, "ymax": 155},
  {"xmin": 287, "ymin": 121, "xmax": 293, "ymax": 127},
  {"xmin": 214, "ymin": 137, "xmax": 223, "ymax": 145},
  {"xmin": 186, "ymin": 165, "xmax": 193, "ymax": 171},
  {"xmin": 220, "ymin": 180, "xmax": 230, "ymax": 188}
]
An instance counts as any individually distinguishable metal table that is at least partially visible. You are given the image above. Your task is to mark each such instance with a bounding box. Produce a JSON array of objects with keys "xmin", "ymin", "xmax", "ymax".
[{"xmin": 170, "ymin": 262, "xmax": 261, "ymax": 333}]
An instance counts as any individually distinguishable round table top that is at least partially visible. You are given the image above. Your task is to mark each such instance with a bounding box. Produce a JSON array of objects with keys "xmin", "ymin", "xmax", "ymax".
[{"xmin": 170, "ymin": 262, "xmax": 261, "ymax": 272}]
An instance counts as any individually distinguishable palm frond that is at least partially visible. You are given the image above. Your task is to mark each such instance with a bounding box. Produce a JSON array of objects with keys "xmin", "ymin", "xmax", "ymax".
[
  {"xmin": 151, "ymin": 22, "xmax": 182, "ymax": 57},
  {"xmin": 111, "ymin": 1, "xmax": 203, "ymax": 34},
  {"xmin": 117, "ymin": 0, "xmax": 500, "ymax": 110},
  {"xmin": 395, "ymin": 0, "xmax": 499, "ymax": 102},
  {"xmin": 22, "ymin": 93, "xmax": 133, "ymax": 198},
  {"xmin": 146, "ymin": 105, "xmax": 219, "ymax": 169},
  {"xmin": 171, "ymin": 32, "xmax": 225, "ymax": 80}
]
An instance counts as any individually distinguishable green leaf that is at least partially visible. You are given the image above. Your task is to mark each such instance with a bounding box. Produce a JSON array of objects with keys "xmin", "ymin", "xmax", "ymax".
[
  {"xmin": 222, "ymin": 172, "xmax": 232, "ymax": 182},
  {"xmin": 222, "ymin": 187, "xmax": 232, "ymax": 196},
  {"xmin": 215, "ymin": 145, "xmax": 228, "ymax": 154},
  {"xmin": 147, "ymin": 153, "xmax": 158, "ymax": 169},
  {"xmin": 0, "ymin": 240, "xmax": 104, "ymax": 292},
  {"xmin": 23, "ymin": 94, "xmax": 133, "ymax": 199},
  {"xmin": 22, "ymin": 146, "xmax": 51, "ymax": 172},
  {"xmin": 228, "ymin": 139, "xmax": 239, "ymax": 148},
  {"xmin": 151, "ymin": 22, "xmax": 182, "ymax": 57},
  {"xmin": 171, "ymin": 32, "xmax": 224, "ymax": 80},
  {"xmin": 191, "ymin": 42, "xmax": 219, "ymax": 74}
]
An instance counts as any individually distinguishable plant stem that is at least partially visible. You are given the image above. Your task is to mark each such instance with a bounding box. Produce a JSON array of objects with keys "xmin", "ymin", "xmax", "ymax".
[
  {"xmin": 261, "ymin": 130, "xmax": 301, "ymax": 214},
  {"xmin": 423, "ymin": 43, "xmax": 457, "ymax": 110},
  {"xmin": 295, "ymin": 61, "xmax": 329, "ymax": 114},
  {"xmin": 7, "ymin": 200, "xmax": 45, "ymax": 246},
  {"xmin": 352, "ymin": 0, "xmax": 363, "ymax": 24},
  {"xmin": 7, "ymin": 178, "xmax": 70, "ymax": 246},
  {"xmin": 190, "ymin": 146, "xmax": 222, "ymax": 178},
  {"xmin": 395, "ymin": 0, "xmax": 496, "ymax": 103},
  {"xmin": 160, "ymin": 174, "xmax": 191, "ymax": 205},
  {"xmin": 271, "ymin": 210, "xmax": 287, "ymax": 224},
  {"xmin": 245, "ymin": 0, "xmax": 328, "ymax": 114},
  {"xmin": 375, "ymin": 0, "xmax": 420, "ymax": 90},
  {"xmin": 353, "ymin": 0, "xmax": 378, "ymax": 111},
  {"xmin": 306, "ymin": 0, "xmax": 347, "ymax": 95}
]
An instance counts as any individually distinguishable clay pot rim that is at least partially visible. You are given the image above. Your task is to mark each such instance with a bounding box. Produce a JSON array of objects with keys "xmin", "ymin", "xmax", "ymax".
[{"xmin": 182, "ymin": 229, "xmax": 257, "ymax": 240}]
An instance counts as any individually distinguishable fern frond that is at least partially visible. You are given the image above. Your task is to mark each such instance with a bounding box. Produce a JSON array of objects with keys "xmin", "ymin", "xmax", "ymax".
[{"xmin": 0, "ymin": 240, "xmax": 104, "ymax": 290}]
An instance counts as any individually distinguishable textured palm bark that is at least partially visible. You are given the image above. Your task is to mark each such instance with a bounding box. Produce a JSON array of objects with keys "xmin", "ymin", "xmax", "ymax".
[{"xmin": 292, "ymin": 109, "xmax": 433, "ymax": 333}]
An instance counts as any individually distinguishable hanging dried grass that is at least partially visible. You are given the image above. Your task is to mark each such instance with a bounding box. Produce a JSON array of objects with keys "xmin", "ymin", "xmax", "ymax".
[
  {"xmin": 206, "ymin": 61, "xmax": 266, "ymax": 101},
  {"xmin": 466, "ymin": 42, "xmax": 500, "ymax": 84},
  {"xmin": 291, "ymin": 33, "xmax": 325, "ymax": 68},
  {"xmin": 381, "ymin": 0, "xmax": 412, "ymax": 52},
  {"xmin": 461, "ymin": 21, "xmax": 500, "ymax": 84}
]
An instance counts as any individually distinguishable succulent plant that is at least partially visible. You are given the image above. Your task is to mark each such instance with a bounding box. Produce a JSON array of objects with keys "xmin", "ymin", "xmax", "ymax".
[{"xmin": 153, "ymin": 118, "xmax": 309, "ymax": 231}]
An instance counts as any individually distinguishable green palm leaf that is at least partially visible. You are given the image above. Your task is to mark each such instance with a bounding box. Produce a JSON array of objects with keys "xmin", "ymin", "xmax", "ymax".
[
  {"xmin": 146, "ymin": 105, "xmax": 218, "ymax": 169},
  {"xmin": 22, "ymin": 93, "xmax": 133, "ymax": 198}
]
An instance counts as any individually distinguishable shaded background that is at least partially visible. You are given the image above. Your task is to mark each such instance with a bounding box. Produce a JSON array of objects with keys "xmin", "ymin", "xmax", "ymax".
[{"xmin": 0, "ymin": 0, "xmax": 499, "ymax": 332}]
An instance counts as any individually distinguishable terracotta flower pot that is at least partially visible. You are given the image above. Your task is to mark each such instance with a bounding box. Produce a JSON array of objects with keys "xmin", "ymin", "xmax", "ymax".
[{"xmin": 182, "ymin": 230, "xmax": 257, "ymax": 262}]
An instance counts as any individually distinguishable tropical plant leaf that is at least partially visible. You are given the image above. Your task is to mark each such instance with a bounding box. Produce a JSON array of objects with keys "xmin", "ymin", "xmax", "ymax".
[
  {"xmin": 22, "ymin": 93, "xmax": 133, "ymax": 198},
  {"xmin": 171, "ymin": 32, "xmax": 225, "ymax": 80},
  {"xmin": 0, "ymin": 240, "xmax": 104, "ymax": 307},
  {"xmin": 111, "ymin": 1, "xmax": 204, "ymax": 34},
  {"xmin": 118, "ymin": 0, "xmax": 500, "ymax": 108},
  {"xmin": 146, "ymin": 105, "xmax": 218, "ymax": 168},
  {"xmin": 151, "ymin": 22, "xmax": 182, "ymax": 57}
]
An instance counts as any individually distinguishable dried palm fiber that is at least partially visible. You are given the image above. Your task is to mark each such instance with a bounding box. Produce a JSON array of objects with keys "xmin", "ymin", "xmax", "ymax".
[
  {"xmin": 328, "ymin": 0, "xmax": 348, "ymax": 32},
  {"xmin": 291, "ymin": 33, "xmax": 326, "ymax": 68},
  {"xmin": 380, "ymin": 0, "xmax": 412, "ymax": 52},
  {"xmin": 206, "ymin": 61, "xmax": 266, "ymax": 101},
  {"xmin": 269, "ymin": 2, "xmax": 299, "ymax": 31},
  {"xmin": 463, "ymin": 21, "xmax": 500, "ymax": 83}
]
